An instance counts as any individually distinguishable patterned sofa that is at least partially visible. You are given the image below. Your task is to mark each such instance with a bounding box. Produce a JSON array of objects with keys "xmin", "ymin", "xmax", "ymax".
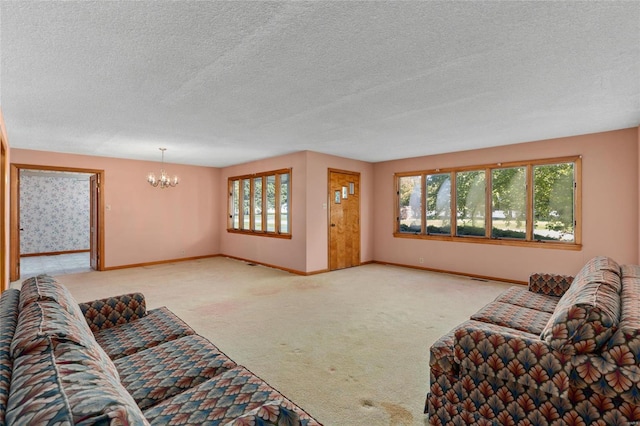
[
  {"xmin": 426, "ymin": 256, "xmax": 640, "ymax": 425},
  {"xmin": 0, "ymin": 275, "xmax": 321, "ymax": 425}
]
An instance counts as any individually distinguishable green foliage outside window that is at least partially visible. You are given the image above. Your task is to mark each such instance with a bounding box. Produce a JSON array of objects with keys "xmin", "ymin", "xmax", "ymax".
[{"xmin": 395, "ymin": 158, "xmax": 578, "ymax": 245}]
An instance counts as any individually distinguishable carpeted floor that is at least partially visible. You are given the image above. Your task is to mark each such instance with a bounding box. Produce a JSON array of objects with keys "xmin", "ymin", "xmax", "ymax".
[{"xmin": 22, "ymin": 257, "xmax": 514, "ymax": 425}]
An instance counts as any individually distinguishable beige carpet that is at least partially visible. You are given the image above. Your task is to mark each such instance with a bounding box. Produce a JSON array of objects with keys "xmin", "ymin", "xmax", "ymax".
[{"xmin": 21, "ymin": 257, "xmax": 514, "ymax": 425}]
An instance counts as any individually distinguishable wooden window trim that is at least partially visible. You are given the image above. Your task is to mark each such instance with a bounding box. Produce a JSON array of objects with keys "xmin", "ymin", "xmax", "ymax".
[
  {"xmin": 227, "ymin": 168, "xmax": 292, "ymax": 239},
  {"xmin": 394, "ymin": 156, "xmax": 582, "ymax": 251}
]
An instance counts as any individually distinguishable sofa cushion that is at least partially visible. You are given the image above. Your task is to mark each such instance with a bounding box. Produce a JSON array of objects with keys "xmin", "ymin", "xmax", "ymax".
[
  {"xmin": 0, "ymin": 289, "xmax": 20, "ymax": 426},
  {"xmin": 10, "ymin": 300, "xmax": 117, "ymax": 376},
  {"xmin": 115, "ymin": 335, "xmax": 237, "ymax": 410},
  {"xmin": 5, "ymin": 341, "xmax": 73, "ymax": 425},
  {"xmin": 19, "ymin": 275, "xmax": 82, "ymax": 317},
  {"xmin": 495, "ymin": 286, "xmax": 560, "ymax": 314},
  {"xmin": 142, "ymin": 365, "xmax": 289, "ymax": 424},
  {"xmin": 6, "ymin": 337, "xmax": 149, "ymax": 426},
  {"xmin": 602, "ymin": 265, "xmax": 640, "ymax": 373},
  {"xmin": 222, "ymin": 400, "xmax": 301, "ymax": 426},
  {"xmin": 540, "ymin": 257, "xmax": 621, "ymax": 355},
  {"xmin": 471, "ymin": 301, "xmax": 552, "ymax": 335},
  {"xmin": 94, "ymin": 306, "xmax": 196, "ymax": 360},
  {"xmin": 574, "ymin": 255, "xmax": 621, "ymax": 277}
]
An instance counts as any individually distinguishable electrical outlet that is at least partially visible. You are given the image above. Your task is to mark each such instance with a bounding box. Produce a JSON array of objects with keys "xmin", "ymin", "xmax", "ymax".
[{"xmin": 419, "ymin": 257, "xmax": 424, "ymax": 264}]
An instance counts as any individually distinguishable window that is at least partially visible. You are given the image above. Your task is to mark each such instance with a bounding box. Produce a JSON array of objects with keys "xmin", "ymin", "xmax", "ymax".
[
  {"xmin": 492, "ymin": 167, "xmax": 526, "ymax": 239},
  {"xmin": 398, "ymin": 175, "xmax": 421, "ymax": 233},
  {"xmin": 228, "ymin": 168, "xmax": 291, "ymax": 238},
  {"xmin": 395, "ymin": 156, "xmax": 581, "ymax": 249},
  {"xmin": 426, "ymin": 173, "xmax": 451, "ymax": 235},
  {"xmin": 533, "ymin": 162, "xmax": 575, "ymax": 242},
  {"xmin": 456, "ymin": 170, "xmax": 486, "ymax": 237}
]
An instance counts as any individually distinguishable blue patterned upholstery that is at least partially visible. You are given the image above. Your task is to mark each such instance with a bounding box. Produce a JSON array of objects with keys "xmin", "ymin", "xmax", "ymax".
[
  {"xmin": 2, "ymin": 276, "xmax": 320, "ymax": 426},
  {"xmin": 94, "ymin": 306, "xmax": 196, "ymax": 360},
  {"xmin": 143, "ymin": 366, "xmax": 319, "ymax": 426},
  {"xmin": 0, "ymin": 289, "xmax": 20, "ymax": 425},
  {"xmin": 6, "ymin": 338, "xmax": 148, "ymax": 425},
  {"xmin": 115, "ymin": 335, "xmax": 237, "ymax": 410},
  {"xmin": 79, "ymin": 293, "xmax": 147, "ymax": 333}
]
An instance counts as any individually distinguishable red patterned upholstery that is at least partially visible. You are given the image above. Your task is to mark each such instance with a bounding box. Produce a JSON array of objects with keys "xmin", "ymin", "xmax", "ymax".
[
  {"xmin": 494, "ymin": 286, "xmax": 559, "ymax": 313},
  {"xmin": 471, "ymin": 301, "xmax": 552, "ymax": 335},
  {"xmin": 426, "ymin": 256, "xmax": 640, "ymax": 425},
  {"xmin": 528, "ymin": 273, "xmax": 574, "ymax": 296}
]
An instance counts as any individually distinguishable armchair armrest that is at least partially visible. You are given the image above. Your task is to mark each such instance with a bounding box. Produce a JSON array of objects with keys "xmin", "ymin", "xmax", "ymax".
[
  {"xmin": 453, "ymin": 320, "xmax": 572, "ymax": 398},
  {"xmin": 572, "ymin": 354, "xmax": 640, "ymax": 405},
  {"xmin": 79, "ymin": 293, "xmax": 147, "ymax": 333},
  {"xmin": 528, "ymin": 273, "xmax": 574, "ymax": 297}
]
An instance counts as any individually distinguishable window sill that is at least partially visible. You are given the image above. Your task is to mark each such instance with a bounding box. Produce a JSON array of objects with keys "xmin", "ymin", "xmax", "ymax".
[
  {"xmin": 393, "ymin": 232, "xmax": 581, "ymax": 251},
  {"xmin": 227, "ymin": 229, "xmax": 292, "ymax": 239}
]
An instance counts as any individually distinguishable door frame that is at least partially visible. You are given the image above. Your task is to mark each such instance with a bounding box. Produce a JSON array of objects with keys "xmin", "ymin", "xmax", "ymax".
[
  {"xmin": 10, "ymin": 164, "xmax": 105, "ymax": 282},
  {"xmin": 0, "ymin": 134, "xmax": 6, "ymax": 291},
  {"xmin": 327, "ymin": 168, "xmax": 361, "ymax": 271}
]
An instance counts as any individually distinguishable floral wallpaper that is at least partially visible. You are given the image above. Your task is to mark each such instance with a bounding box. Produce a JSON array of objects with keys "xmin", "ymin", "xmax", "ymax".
[{"xmin": 20, "ymin": 173, "xmax": 91, "ymax": 254}]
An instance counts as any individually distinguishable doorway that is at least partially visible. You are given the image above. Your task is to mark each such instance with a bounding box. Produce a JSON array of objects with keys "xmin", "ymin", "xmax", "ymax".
[
  {"xmin": 10, "ymin": 164, "xmax": 104, "ymax": 282},
  {"xmin": 328, "ymin": 169, "xmax": 360, "ymax": 271}
]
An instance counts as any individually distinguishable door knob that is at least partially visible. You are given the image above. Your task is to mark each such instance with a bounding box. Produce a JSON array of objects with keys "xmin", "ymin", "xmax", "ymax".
[{"xmin": 331, "ymin": 224, "xmax": 336, "ymax": 227}]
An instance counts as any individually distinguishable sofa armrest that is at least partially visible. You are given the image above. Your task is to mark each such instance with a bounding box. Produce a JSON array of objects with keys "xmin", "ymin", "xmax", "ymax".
[
  {"xmin": 528, "ymin": 273, "xmax": 574, "ymax": 296},
  {"xmin": 79, "ymin": 293, "xmax": 147, "ymax": 333},
  {"xmin": 453, "ymin": 320, "xmax": 572, "ymax": 398}
]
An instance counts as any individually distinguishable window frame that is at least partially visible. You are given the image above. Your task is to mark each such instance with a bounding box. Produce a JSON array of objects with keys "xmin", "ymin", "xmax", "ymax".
[
  {"xmin": 228, "ymin": 168, "xmax": 292, "ymax": 239},
  {"xmin": 394, "ymin": 156, "xmax": 582, "ymax": 250}
]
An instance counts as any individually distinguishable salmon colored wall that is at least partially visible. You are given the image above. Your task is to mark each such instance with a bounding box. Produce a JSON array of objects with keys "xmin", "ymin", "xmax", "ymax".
[
  {"xmin": 10, "ymin": 149, "xmax": 220, "ymax": 269},
  {"xmin": 219, "ymin": 152, "xmax": 308, "ymax": 272},
  {"xmin": 218, "ymin": 151, "xmax": 374, "ymax": 274},
  {"xmin": 373, "ymin": 128, "xmax": 639, "ymax": 282},
  {"xmin": 305, "ymin": 151, "xmax": 374, "ymax": 272}
]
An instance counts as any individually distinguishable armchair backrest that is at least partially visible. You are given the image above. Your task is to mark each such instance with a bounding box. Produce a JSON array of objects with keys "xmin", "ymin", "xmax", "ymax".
[{"xmin": 540, "ymin": 256, "xmax": 622, "ymax": 355}]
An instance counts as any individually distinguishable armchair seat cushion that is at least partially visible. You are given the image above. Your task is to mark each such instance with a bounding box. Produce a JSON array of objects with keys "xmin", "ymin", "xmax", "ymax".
[
  {"xmin": 95, "ymin": 306, "xmax": 195, "ymax": 360},
  {"xmin": 470, "ymin": 301, "xmax": 552, "ymax": 335},
  {"xmin": 494, "ymin": 286, "xmax": 560, "ymax": 314},
  {"xmin": 115, "ymin": 335, "xmax": 237, "ymax": 410}
]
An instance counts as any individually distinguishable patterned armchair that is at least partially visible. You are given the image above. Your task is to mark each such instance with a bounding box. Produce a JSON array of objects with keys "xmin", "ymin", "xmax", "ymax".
[{"xmin": 426, "ymin": 256, "xmax": 640, "ymax": 425}]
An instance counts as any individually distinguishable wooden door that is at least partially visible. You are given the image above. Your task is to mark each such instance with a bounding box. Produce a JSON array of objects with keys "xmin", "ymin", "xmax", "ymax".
[
  {"xmin": 328, "ymin": 169, "xmax": 360, "ymax": 270},
  {"xmin": 90, "ymin": 174, "xmax": 99, "ymax": 270}
]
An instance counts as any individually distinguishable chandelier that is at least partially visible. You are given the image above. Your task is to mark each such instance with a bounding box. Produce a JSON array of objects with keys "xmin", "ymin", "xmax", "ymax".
[{"xmin": 147, "ymin": 148, "xmax": 179, "ymax": 189}]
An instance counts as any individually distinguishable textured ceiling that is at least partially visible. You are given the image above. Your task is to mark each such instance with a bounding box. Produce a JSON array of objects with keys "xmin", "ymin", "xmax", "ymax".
[{"xmin": 1, "ymin": 1, "xmax": 639, "ymax": 167}]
